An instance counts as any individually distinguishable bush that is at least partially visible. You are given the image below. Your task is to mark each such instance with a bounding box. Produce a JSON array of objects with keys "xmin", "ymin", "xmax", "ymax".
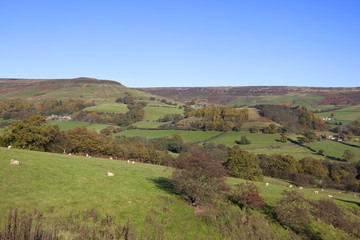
[
  {"xmin": 230, "ymin": 182, "xmax": 265, "ymax": 209},
  {"xmin": 235, "ymin": 136, "xmax": 251, "ymax": 145},
  {"xmin": 172, "ymin": 152, "xmax": 226, "ymax": 206}
]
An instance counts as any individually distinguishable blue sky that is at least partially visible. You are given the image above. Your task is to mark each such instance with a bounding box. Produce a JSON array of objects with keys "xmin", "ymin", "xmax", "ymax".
[{"xmin": 1, "ymin": 0, "xmax": 359, "ymax": 87}]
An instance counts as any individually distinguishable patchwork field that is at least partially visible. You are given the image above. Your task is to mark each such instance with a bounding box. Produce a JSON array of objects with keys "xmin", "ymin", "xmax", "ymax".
[{"xmin": 307, "ymin": 140, "xmax": 360, "ymax": 161}]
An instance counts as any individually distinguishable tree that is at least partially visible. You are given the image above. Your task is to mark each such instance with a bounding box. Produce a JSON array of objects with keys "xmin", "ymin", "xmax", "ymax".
[
  {"xmin": 263, "ymin": 124, "xmax": 277, "ymax": 134},
  {"xmin": 225, "ymin": 148, "xmax": 263, "ymax": 181},
  {"xmin": 231, "ymin": 182, "xmax": 265, "ymax": 209},
  {"xmin": 172, "ymin": 152, "xmax": 226, "ymax": 206},
  {"xmin": 343, "ymin": 150, "xmax": 356, "ymax": 162},
  {"xmin": 2, "ymin": 116, "xmax": 60, "ymax": 151},
  {"xmin": 280, "ymin": 135, "xmax": 288, "ymax": 143},
  {"xmin": 235, "ymin": 136, "xmax": 251, "ymax": 145},
  {"xmin": 299, "ymin": 157, "xmax": 328, "ymax": 179}
]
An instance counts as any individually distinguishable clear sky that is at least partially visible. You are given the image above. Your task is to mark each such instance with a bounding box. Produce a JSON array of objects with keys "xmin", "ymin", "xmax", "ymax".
[{"xmin": 1, "ymin": 0, "xmax": 359, "ymax": 87}]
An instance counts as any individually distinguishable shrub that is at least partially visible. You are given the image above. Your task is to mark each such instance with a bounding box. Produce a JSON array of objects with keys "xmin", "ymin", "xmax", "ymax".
[
  {"xmin": 230, "ymin": 182, "xmax": 265, "ymax": 209},
  {"xmin": 235, "ymin": 136, "xmax": 251, "ymax": 145},
  {"xmin": 172, "ymin": 152, "xmax": 226, "ymax": 206}
]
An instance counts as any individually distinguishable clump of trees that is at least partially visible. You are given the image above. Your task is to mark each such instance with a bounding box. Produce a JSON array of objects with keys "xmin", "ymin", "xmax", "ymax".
[
  {"xmin": 185, "ymin": 106, "xmax": 249, "ymax": 131},
  {"xmin": 225, "ymin": 147, "xmax": 264, "ymax": 181},
  {"xmin": 258, "ymin": 105, "xmax": 326, "ymax": 131},
  {"xmin": 0, "ymin": 99, "xmax": 92, "ymax": 119}
]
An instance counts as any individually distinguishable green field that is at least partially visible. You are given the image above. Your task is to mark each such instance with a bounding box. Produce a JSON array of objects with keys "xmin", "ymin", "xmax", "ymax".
[
  {"xmin": 132, "ymin": 120, "xmax": 165, "ymax": 128},
  {"xmin": 49, "ymin": 121, "xmax": 113, "ymax": 133},
  {"xmin": 49, "ymin": 121, "xmax": 91, "ymax": 131},
  {"xmin": 209, "ymin": 132, "xmax": 284, "ymax": 148},
  {"xmin": 115, "ymin": 129, "xmax": 221, "ymax": 142},
  {"xmin": 143, "ymin": 106, "xmax": 184, "ymax": 121},
  {"xmin": 0, "ymin": 128, "xmax": 4, "ymax": 136},
  {"xmin": 316, "ymin": 105, "xmax": 360, "ymax": 123},
  {"xmin": 0, "ymin": 147, "xmax": 219, "ymax": 238},
  {"xmin": 307, "ymin": 140, "xmax": 360, "ymax": 161},
  {"xmin": 83, "ymin": 102, "xmax": 128, "ymax": 113},
  {"xmin": 1, "ymin": 147, "xmax": 359, "ymax": 239}
]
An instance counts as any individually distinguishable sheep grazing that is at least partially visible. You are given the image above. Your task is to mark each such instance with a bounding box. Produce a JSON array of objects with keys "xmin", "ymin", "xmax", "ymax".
[
  {"xmin": 109, "ymin": 157, "xmax": 113, "ymax": 160},
  {"xmin": 107, "ymin": 172, "xmax": 114, "ymax": 177},
  {"xmin": 127, "ymin": 160, "xmax": 130, "ymax": 164},
  {"xmin": 68, "ymin": 153, "xmax": 71, "ymax": 156},
  {"xmin": 321, "ymin": 189, "xmax": 324, "ymax": 191},
  {"xmin": 328, "ymin": 195, "xmax": 333, "ymax": 198},
  {"xmin": 265, "ymin": 182, "xmax": 269, "ymax": 187},
  {"xmin": 299, "ymin": 187, "xmax": 303, "ymax": 189},
  {"xmin": 10, "ymin": 159, "xmax": 19, "ymax": 165},
  {"xmin": 132, "ymin": 161, "xmax": 135, "ymax": 164},
  {"xmin": 86, "ymin": 154, "xmax": 89, "ymax": 157},
  {"xmin": 8, "ymin": 145, "xmax": 11, "ymax": 149},
  {"xmin": 289, "ymin": 185, "xmax": 293, "ymax": 188},
  {"xmin": 314, "ymin": 191, "xmax": 319, "ymax": 194}
]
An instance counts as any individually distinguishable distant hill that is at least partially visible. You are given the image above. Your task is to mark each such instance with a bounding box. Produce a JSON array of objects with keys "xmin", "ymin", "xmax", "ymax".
[
  {"xmin": 0, "ymin": 77, "xmax": 156, "ymax": 103},
  {"xmin": 137, "ymin": 86, "xmax": 360, "ymax": 110}
]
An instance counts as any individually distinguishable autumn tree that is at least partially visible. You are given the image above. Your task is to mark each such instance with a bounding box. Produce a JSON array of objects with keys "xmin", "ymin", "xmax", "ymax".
[
  {"xmin": 225, "ymin": 148, "xmax": 263, "ymax": 181},
  {"xmin": 343, "ymin": 150, "xmax": 356, "ymax": 162},
  {"xmin": 1, "ymin": 115, "xmax": 60, "ymax": 151},
  {"xmin": 172, "ymin": 152, "xmax": 226, "ymax": 206}
]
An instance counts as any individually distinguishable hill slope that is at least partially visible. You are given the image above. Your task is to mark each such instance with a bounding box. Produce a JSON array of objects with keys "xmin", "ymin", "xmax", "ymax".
[
  {"xmin": 0, "ymin": 77, "xmax": 156, "ymax": 103},
  {"xmin": 137, "ymin": 86, "xmax": 360, "ymax": 109}
]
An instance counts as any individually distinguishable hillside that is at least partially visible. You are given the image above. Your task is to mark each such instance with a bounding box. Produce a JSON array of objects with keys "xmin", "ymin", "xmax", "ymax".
[
  {"xmin": 137, "ymin": 86, "xmax": 360, "ymax": 110},
  {"xmin": 1, "ymin": 147, "xmax": 360, "ymax": 239},
  {"xmin": 0, "ymin": 77, "xmax": 156, "ymax": 103}
]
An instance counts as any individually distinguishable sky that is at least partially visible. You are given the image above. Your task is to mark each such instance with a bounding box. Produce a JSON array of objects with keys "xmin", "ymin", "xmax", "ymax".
[{"xmin": 1, "ymin": 0, "xmax": 359, "ymax": 88}]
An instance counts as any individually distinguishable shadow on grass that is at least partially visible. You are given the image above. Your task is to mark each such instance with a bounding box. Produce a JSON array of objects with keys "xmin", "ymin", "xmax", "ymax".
[
  {"xmin": 150, "ymin": 177, "xmax": 179, "ymax": 196},
  {"xmin": 335, "ymin": 198, "xmax": 360, "ymax": 208}
]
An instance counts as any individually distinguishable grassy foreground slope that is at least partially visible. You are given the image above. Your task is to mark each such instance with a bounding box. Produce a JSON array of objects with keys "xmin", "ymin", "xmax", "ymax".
[
  {"xmin": 1, "ymin": 147, "xmax": 360, "ymax": 239},
  {"xmin": 0, "ymin": 147, "xmax": 218, "ymax": 239}
]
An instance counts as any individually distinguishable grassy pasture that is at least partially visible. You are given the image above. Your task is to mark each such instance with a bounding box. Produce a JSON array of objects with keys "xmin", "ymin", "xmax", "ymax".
[
  {"xmin": 49, "ymin": 121, "xmax": 91, "ymax": 131},
  {"xmin": 316, "ymin": 104, "xmax": 360, "ymax": 123},
  {"xmin": 209, "ymin": 132, "xmax": 285, "ymax": 148},
  {"xmin": 132, "ymin": 120, "xmax": 165, "ymax": 128},
  {"xmin": 115, "ymin": 129, "xmax": 184, "ymax": 139},
  {"xmin": 87, "ymin": 123, "xmax": 113, "ymax": 133},
  {"xmin": 83, "ymin": 102, "xmax": 128, "ymax": 114},
  {"xmin": 143, "ymin": 106, "xmax": 184, "ymax": 121},
  {"xmin": 1, "ymin": 147, "xmax": 359, "ymax": 239},
  {"xmin": 0, "ymin": 147, "xmax": 218, "ymax": 238},
  {"xmin": 115, "ymin": 129, "xmax": 221, "ymax": 142},
  {"xmin": 307, "ymin": 140, "xmax": 360, "ymax": 161}
]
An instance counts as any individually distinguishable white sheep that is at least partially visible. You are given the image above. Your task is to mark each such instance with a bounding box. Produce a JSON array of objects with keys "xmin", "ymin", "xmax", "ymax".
[
  {"xmin": 10, "ymin": 159, "xmax": 19, "ymax": 165},
  {"xmin": 86, "ymin": 154, "xmax": 89, "ymax": 157},
  {"xmin": 132, "ymin": 161, "xmax": 135, "ymax": 164},
  {"xmin": 265, "ymin": 182, "xmax": 269, "ymax": 187},
  {"xmin": 8, "ymin": 145, "xmax": 11, "ymax": 149},
  {"xmin": 68, "ymin": 153, "xmax": 72, "ymax": 156},
  {"xmin": 314, "ymin": 191, "xmax": 319, "ymax": 194},
  {"xmin": 328, "ymin": 195, "xmax": 333, "ymax": 198},
  {"xmin": 289, "ymin": 184, "xmax": 293, "ymax": 188},
  {"xmin": 321, "ymin": 189, "xmax": 324, "ymax": 191},
  {"xmin": 109, "ymin": 157, "xmax": 113, "ymax": 160},
  {"xmin": 299, "ymin": 187, "xmax": 303, "ymax": 189},
  {"xmin": 127, "ymin": 160, "xmax": 130, "ymax": 164},
  {"xmin": 107, "ymin": 172, "xmax": 114, "ymax": 177}
]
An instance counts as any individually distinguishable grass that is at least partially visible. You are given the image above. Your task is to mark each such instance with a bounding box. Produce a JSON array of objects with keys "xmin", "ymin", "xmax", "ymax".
[
  {"xmin": 209, "ymin": 132, "xmax": 285, "ymax": 148},
  {"xmin": 115, "ymin": 129, "xmax": 185, "ymax": 139},
  {"xmin": 87, "ymin": 123, "xmax": 113, "ymax": 133},
  {"xmin": 143, "ymin": 106, "xmax": 184, "ymax": 122},
  {"xmin": 0, "ymin": 147, "xmax": 218, "ymax": 239},
  {"xmin": 307, "ymin": 140, "xmax": 360, "ymax": 161},
  {"xmin": 0, "ymin": 128, "xmax": 4, "ymax": 136},
  {"xmin": 49, "ymin": 121, "xmax": 91, "ymax": 131},
  {"xmin": 316, "ymin": 104, "xmax": 360, "ymax": 123},
  {"xmin": 247, "ymin": 145, "xmax": 324, "ymax": 160},
  {"xmin": 1, "ymin": 147, "xmax": 359, "ymax": 238},
  {"xmin": 83, "ymin": 102, "xmax": 129, "ymax": 114},
  {"xmin": 132, "ymin": 120, "xmax": 165, "ymax": 128},
  {"xmin": 115, "ymin": 129, "xmax": 221, "ymax": 142}
]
